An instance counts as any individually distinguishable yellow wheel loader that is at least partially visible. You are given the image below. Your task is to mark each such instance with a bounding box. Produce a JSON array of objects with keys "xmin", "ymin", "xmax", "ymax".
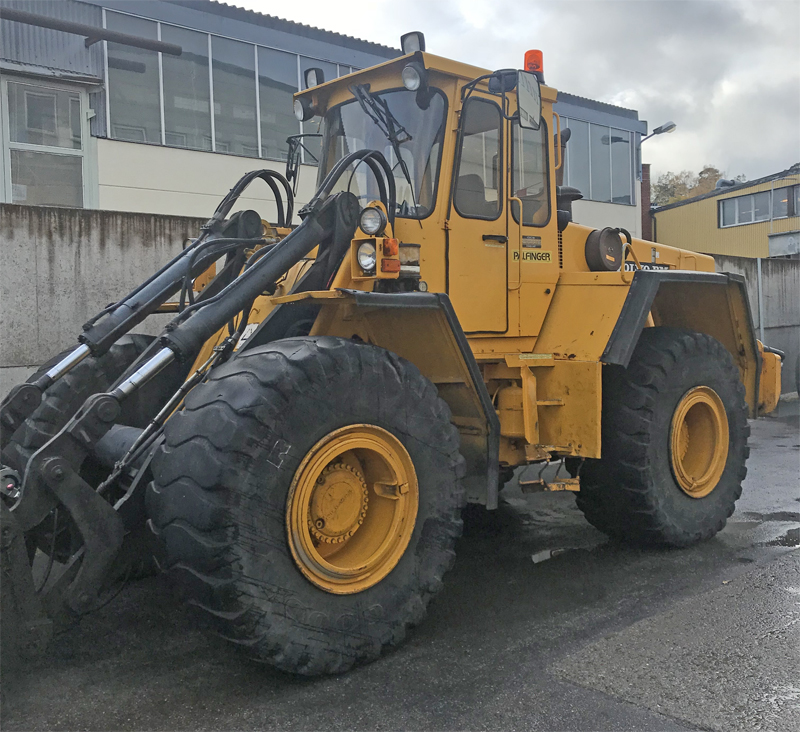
[{"xmin": 0, "ymin": 34, "xmax": 783, "ymax": 674}]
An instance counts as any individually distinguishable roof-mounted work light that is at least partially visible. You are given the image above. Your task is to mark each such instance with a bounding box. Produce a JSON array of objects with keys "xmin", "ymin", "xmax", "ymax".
[
  {"xmin": 293, "ymin": 97, "xmax": 315, "ymax": 121},
  {"xmin": 400, "ymin": 31, "xmax": 426, "ymax": 55},
  {"xmin": 304, "ymin": 67, "xmax": 324, "ymax": 89}
]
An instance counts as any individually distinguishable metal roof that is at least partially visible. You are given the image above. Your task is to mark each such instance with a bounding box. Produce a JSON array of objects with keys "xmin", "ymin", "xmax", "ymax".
[
  {"xmin": 0, "ymin": 0, "xmax": 104, "ymax": 79},
  {"xmin": 557, "ymin": 91, "xmax": 640, "ymax": 120},
  {"xmin": 162, "ymin": 0, "xmax": 398, "ymax": 58}
]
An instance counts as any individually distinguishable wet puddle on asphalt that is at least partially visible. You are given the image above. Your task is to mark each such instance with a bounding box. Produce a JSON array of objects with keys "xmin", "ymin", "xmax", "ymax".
[{"xmin": 760, "ymin": 527, "xmax": 800, "ymax": 548}]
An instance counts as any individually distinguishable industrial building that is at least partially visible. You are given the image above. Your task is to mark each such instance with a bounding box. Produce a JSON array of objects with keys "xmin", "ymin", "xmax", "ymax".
[
  {"xmin": 1, "ymin": 0, "xmax": 650, "ymax": 230},
  {"xmin": 0, "ymin": 0, "xmax": 397, "ymax": 217},
  {"xmin": 652, "ymin": 163, "xmax": 800, "ymax": 259}
]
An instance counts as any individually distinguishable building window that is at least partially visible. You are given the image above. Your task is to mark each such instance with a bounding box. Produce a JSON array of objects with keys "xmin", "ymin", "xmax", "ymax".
[
  {"xmin": 564, "ymin": 118, "xmax": 589, "ymax": 198},
  {"xmin": 161, "ymin": 25, "xmax": 212, "ymax": 151},
  {"xmin": 2, "ymin": 78, "xmax": 90, "ymax": 207},
  {"xmin": 211, "ymin": 37, "xmax": 258, "ymax": 157},
  {"xmin": 106, "ymin": 12, "xmax": 161, "ymax": 144},
  {"xmin": 102, "ymin": 9, "xmax": 361, "ymax": 166},
  {"xmin": 718, "ymin": 186, "xmax": 798, "ymax": 227},
  {"xmin": 772, "ymin": 186, "xmax": 792, "ymax": 219},
  {"xmin": 562, "ymin": 117, "xmax": 635, "ymax": 205},
  {"xmin": 258, "ymin": 47, "xmax": 298, "ymax": 161}
]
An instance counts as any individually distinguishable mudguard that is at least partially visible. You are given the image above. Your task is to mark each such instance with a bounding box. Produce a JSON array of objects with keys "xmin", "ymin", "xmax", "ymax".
[
  {"xmin": 602, "ymin": 271, "xmax": 762, "ymax": 417},
  {"xmin": 250, "ymin": 289, "xmax": 502, "ymax": 507}
]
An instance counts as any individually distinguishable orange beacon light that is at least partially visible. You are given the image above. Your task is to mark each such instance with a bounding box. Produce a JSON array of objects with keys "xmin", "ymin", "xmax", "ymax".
[{"xmin": 524, "ymin": 50, "xmax": 544, "ymax": 82}]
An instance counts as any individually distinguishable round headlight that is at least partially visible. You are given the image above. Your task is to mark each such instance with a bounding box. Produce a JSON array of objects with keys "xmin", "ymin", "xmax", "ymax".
[
  {"xmin": 402, "ymin": 64, "xmax": 422, "ymax": 91},
  {"xmin": 294, "ymin": 98, "xmax": 315, "ymax": 121},
  {"xmin": 359, "ymin": 206, "xmax": 387, "ymax": 236},
  {"xmin": 357, "ymin": 241, "xmax": 377, "ymax": 272}
]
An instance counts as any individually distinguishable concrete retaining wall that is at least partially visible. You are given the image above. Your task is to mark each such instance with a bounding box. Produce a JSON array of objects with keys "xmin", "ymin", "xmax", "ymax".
[
  {"xmin": 0, "ymin": 203, "xmax": 202, "ymax": 395},
  {"xmin": 714, "ymin": 254, "xmax": 800, "ymax": 394},
  {"xmin": 2, "ymin": 204, "xmax": 798, "ymax": 398}
]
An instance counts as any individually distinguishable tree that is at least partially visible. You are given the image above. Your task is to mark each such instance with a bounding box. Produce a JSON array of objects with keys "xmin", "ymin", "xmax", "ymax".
[{"xmin": 652, "ymin": 165, "xmax": 746, "ymax": 206}]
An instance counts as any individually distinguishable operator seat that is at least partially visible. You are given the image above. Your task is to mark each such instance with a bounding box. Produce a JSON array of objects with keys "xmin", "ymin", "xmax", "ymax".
[{"xmin": 455, "ymin": 174, "xmax": 498, "ymax": 218}]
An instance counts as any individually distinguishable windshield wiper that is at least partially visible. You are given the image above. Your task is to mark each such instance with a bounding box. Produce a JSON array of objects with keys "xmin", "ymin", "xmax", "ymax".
[{"xmin": 349, "ymin": 84, "xmax": 417, "ymax": 212}]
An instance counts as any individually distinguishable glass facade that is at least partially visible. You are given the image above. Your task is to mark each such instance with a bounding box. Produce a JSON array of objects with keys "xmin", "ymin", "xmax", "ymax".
[
  {"xmin": 562, "ymin": 116, "xmax": 635, "ymax": 205},
  {"xmin": 211, "ymin": 37, "xmax": 258, "ymax": 156},
  {"xmin": 106, "ymin": 13, "xmax": 161, "ymax": 143},
  {"xmin": 161, "ymin": 25, "xmax": 212, "ymax": 151},
  {"xmin": 104, "ymin": 10, "xmax": 361, "ymax": 164},
  {"xmin": 258, "ymin": 47, "xmax": 299, "ymax": 161}
]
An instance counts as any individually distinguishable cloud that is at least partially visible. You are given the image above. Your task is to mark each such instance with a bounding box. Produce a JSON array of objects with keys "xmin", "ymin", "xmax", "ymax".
[{"xmin": 241, "ymin": 0, "xmax": 800, "ymax": 179}]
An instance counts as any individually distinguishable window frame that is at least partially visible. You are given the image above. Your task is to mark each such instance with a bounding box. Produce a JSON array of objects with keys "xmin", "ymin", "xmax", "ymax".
[
  {"xmin": 510, "ymin": 116, "xmax": 551, "ymax": 228},
  {"xmin": 718, "ymin": 186, "xmax": 799, "ymax": 228},
  {"xmin": 452, "ymin": 95, "xmax": 505, "ymax": 222},
  {"xmin": 317, "ymin": 86, "xmax": 449, "ymax": 221},
  {"xmin": 102, "ymin": 7, "xmax": 359, "ymax": 167},
  {"xmin": 0, "ymin": 74, "xmax": 97, "ymax": 208},
  {"xmin": 561, "ymin": 115, "xmax": 636, "ymax": 206}
]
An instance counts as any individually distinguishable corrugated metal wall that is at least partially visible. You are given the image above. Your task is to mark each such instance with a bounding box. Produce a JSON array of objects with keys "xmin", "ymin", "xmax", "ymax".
[
  {"xmin": 653, "ymin": 174, "xmax": 800, "ymax": 258},
  {"xmin": 0, "ymin": 0, "xmax": 104, "ymax": 78},
  {"xmin": 715, "ymin": 254, "xmax": 800, "ymax": 393}
]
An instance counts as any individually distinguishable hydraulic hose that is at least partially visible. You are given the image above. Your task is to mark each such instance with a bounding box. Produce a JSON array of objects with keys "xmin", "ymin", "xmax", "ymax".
[
  {"xmin": 211, "ymin": 170, "xmax": 294, "ymax": 228},
  {"xmin": 161, "ymin": 192, "xmax": 358, "ymax": 363},
  {"xmin": 304, "ymin": 150, "xmax": 396, "ymax": 225}
]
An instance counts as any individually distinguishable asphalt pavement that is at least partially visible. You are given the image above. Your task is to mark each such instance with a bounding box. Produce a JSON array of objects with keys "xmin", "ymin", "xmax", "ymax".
[{"xmin": 2, "ymin": 403, "xmax": 798, "ymax": 731}]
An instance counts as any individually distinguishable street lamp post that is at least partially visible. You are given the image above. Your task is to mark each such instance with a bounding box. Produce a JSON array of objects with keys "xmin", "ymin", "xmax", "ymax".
[
  {"xmin": 641, "ymin": 120, "xmax": 677, "ymax": 144},
  {"xmin": 638, "ymin": 121, "xmax": 676, "ymax": 242}
]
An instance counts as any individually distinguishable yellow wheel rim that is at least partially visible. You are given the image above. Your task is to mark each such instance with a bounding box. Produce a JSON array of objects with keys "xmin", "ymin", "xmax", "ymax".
[
  {"xmin": 669, "ymin": 386, "xmax": 729, "ymax": 498},
  {"xmin": 286, "ymin": 425, "xmax": 419, "ymax": 594}
]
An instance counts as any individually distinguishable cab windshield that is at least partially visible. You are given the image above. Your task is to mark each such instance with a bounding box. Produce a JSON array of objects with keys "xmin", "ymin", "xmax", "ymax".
[{"xmin": 318, "ymin": 88, "xmax": 446, "ymax": 218}]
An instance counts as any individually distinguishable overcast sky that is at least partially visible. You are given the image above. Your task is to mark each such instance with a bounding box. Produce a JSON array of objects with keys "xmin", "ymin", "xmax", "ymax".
[{"xmin": 240, "ymin": 0, "xmax": 800, "ymax": 183}]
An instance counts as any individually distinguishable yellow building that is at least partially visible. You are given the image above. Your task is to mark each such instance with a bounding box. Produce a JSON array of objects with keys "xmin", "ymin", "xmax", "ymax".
[{"xmin": 652, "ymin": 164, "xmax": 800, "ymax": 259}]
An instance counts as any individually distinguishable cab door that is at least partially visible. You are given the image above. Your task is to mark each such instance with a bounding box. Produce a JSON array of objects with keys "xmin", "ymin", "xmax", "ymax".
[
  {"xmin": 446, "ymin": 96, "xmax": 508, "ymax": 333},
  {"xmin": 507, "ymin": 116, "xmax": 559, "ymax": 337}
]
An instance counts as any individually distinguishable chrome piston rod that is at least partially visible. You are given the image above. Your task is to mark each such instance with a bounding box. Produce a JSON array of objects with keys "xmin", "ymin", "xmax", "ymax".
[{"xmin": 110, "ymin": 347, "xmax": 176, "ymax": 400}]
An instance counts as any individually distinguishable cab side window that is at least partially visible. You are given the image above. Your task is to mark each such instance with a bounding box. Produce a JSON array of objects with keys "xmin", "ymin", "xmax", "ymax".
[
  {"xmin": 511, "ymin": 120, "xmax": 550, "ymax": 226},
  {"xmin": 454, "ymin": 98, "xmax": 502, "ymax": 220}
]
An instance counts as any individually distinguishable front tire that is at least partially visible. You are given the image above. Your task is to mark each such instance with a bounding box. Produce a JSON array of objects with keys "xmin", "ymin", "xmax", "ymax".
[
  {"xmin": 147, "ymin": 337, "xmax": 465, "ymax": 675},
  {"xmin": 576, "ymin": 327, "xmax": 749, "ymax": 547},
  {"xmin": 3, "ymin": 336, "xmax": 156, "ymax": 563}
]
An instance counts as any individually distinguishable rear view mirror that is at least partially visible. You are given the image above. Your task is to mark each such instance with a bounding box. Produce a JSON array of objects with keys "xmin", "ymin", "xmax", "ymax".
[
  {"xmin": 517, "ymin": 71, "xmax": 541, "ymax": 130},
  {"xmin": 488, "ymin": 70, "xmax": 517, "ymax": 94},
  {"xmin": 284, "ymin": 133, "xmax": 321, "ymax": 194}
]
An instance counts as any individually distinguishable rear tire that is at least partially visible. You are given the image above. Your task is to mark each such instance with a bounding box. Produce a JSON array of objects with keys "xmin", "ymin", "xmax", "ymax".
[
  {"xmin": 147, "ymin": 336, "xmax": 465, "ymax": 675},
  {"xmin": 576, "ymin": 327, "xmax": 749, "ymax": 547}
]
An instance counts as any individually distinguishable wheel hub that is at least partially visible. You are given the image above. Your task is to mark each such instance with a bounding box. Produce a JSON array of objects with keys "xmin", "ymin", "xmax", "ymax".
[
  {"xmin": 670, "ymin": 386, "xmax": 729, "ymax": 498},
  {"xmin": 308, "ymin": 463, "xmax": 368, "ymax": 544},
  {"xmin": 286, "ymin": 425, "xmax": 419, "ymax": 595}
]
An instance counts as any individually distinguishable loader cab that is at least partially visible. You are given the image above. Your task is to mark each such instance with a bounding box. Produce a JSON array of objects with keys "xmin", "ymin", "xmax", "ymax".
[{"xmin": 293, "ymin": 51, "xmax": 561, "ymax": 340}]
